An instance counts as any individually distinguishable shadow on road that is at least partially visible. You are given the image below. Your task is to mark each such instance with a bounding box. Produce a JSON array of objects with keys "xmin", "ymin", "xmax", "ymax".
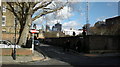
[{"xmin": 35, "ymin": 43, "xmax": 120, "ymax": 66}]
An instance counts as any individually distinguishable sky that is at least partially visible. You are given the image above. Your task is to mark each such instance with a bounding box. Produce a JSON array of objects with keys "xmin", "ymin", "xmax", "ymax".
[{"xmin": 32, "ymin": 2, "xmax": 118, "ymax": 30}]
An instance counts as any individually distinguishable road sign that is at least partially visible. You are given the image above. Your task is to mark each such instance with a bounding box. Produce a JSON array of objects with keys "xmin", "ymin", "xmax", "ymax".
[
  {"xmin": 30, "ymin": 29, "xmax": 39, "ymax": 34},
  {"xmin": 30, "ymin": 29, "xmax": 39, "ymax": 53}
]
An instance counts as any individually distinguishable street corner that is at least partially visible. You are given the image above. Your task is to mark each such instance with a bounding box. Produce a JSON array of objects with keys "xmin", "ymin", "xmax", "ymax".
[
  {"xmin": 32, "ymin": 56, "xmax": 44, "ymax": 61},
  {"xmin": 31, "ymin": 51, "xmax": 45, "ymax": 61}
]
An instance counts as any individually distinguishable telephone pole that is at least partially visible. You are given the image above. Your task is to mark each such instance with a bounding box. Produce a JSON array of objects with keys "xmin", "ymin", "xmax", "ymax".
[{"xmin": 86, "ymin": 2, "xmax": 89, "ymax": 35}]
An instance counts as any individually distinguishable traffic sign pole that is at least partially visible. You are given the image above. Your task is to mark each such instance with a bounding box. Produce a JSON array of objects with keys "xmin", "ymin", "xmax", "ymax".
[
  {"xmin": 32, "ymin": 33, "xmax": 34, "ymax": 53},
  {"xmin": 30, "ymin": 29, "xmax": 39, "ymax": 53}
]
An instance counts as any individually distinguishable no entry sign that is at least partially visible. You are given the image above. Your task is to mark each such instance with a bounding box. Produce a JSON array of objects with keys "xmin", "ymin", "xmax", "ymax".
[
  {"xmin": 30, "ymin": 29, "xmax": 39, "ymax": 53},
  {"xmin": 30, "ymin": 29, "xmax": 39, "ymax": 34}
]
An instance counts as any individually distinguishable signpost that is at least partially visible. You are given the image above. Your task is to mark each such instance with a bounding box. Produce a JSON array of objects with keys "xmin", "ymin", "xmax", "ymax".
[{"xmin": 30, "ymin": 29, "xmax": 39, "ymax": 53}]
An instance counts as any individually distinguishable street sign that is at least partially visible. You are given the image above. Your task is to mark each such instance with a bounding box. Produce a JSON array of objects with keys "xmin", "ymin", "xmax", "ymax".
[
  {"xmin": 30, "ymin": 29, "xmax": 39, "ymax": 34},
  {"xmin": 30, "ymin": 29, "xmax": 39, "ymax": 53}
]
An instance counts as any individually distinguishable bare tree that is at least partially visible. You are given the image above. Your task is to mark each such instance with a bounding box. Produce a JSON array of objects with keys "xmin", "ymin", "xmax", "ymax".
[{"xmin": 5, "ymin": 1, "xmax": 67, "ymax": 45}]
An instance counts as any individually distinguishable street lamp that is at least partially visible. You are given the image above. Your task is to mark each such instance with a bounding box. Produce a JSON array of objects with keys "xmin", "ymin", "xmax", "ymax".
[
  {"xmin": 12, "ymin": 4, "xmax": 18, "ymax": 60},
  {"xmin": 12, "ymin": 17, "xmax": 17, "ymax": 60}
]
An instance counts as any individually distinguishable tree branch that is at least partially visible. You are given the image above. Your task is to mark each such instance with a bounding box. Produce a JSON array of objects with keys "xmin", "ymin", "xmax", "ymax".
[
  {"xmin": 6, "ymin": 7, "xmax": 13, "ymax": 12},
  {"xmin": 32, "ymin": 6, "xmax": 64, "ymax": 21},
  {"xmin": 6, "ymin": 2, "xmax": 23, "ymax": 26},
  {"xmin": 33, "ymin": 1, "xmax": 52, "ymax": 14}
]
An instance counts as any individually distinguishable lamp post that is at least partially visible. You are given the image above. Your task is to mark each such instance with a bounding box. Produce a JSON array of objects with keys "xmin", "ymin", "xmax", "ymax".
[
  {"xmin": 13, "ymin": 17, "xmax": 17, "ymax": 60},
  {"xmin": 86, "ymin": 2, "xmax": 89, "ymax": 35},
  {"xmin": 13, "ymin": 4, "xmax": 18, "ymax": 60}
]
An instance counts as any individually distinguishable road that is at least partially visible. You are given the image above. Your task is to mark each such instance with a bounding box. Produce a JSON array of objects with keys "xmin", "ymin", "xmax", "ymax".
[{"xmin": 2, "ymin": 43, "xmax": 120, "ymax": 67}]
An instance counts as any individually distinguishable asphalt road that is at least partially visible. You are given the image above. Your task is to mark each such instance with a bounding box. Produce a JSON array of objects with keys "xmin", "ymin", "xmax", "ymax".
[{"xmin": 2, "ymin": 43, "xmax": 120, "ymax": 67}]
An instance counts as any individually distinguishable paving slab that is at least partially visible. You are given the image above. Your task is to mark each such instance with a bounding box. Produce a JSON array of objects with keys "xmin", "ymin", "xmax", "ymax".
[{"xmin": 1, "ymin": 50, "xmax": 45, "ymax": 64}]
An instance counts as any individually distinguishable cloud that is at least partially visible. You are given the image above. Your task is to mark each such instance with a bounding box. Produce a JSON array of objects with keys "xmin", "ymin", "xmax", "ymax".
[
  {"xmin": 33, "ymin": 16, "xmax": 44, "ymax": 25},
  {"xmin": 32, "ymin": 9, "xmax": 43, "ymax": 18},
  {"xmin": 33, "ymin": 5, "xmax": 73, "ymax": 25},
  {"xmin": 47, "ymin": 19, "xmax": 62, "ymax": 25},
  {"xmin": 63, "ymin": 21, "xmax": 81, "ymax": 29},
  {"xmin": 33, "ymin": 2, "xmax": 74, "ymax": 30},
  {"xmin": 80, "ymin": 12, "xmax": 85, "ymax": 16},
  {"xmin": 96, "ymin": 16, "xmax": 107, "ymax": 21},
  {"xmin": 106, "ymin": 3, "xmax": 113, "ymax": 7},
  {"xmin": 56, "ymin": 6, "xmax": 73, "ymax": 19}
]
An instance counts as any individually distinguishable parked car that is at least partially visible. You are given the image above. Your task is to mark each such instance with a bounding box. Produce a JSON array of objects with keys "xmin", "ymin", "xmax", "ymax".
[
  {"xmin": 26, "ymin": 40, "xmax": 40, "ymax": 48},
  {"xmin": 0, "ymin": 40, "xmax": 21, "ymax": 48},
  {"xmin": 34, "ymin": 40, "xmax": 40, "ymax": 46}
]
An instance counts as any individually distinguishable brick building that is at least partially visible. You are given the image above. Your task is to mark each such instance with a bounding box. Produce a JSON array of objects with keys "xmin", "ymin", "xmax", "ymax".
[
  {"xmin": 91, "ymin": 16, "xmax": 120, "ymax": 35},
  {"xmin": 106, "ymin": 16, "xmax": 120, "ymax": 27},
  {"xmin": 2, "ymin": 2, "xmax": 20, "ymax": 34},
  {"xmin": 1, "ymin": 2, "xmax": 20, "ymax": 43}
]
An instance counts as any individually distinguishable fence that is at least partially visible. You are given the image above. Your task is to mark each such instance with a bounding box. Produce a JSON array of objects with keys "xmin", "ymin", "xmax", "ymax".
[{"xmin": 88, "ymin": 35, "xmax": 120, "ymax": 53}]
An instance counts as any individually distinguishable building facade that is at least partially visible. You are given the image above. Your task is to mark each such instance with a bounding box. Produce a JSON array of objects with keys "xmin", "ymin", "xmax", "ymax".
[
  {"xmin": 63, "ymin": 29, "xmax": 83, "ymax": 36},
  {"xmin": 1, "ymin": 2, "xmax": 20, "ymax": 43},
  {"xmin": 2, "ymin": 2, "xmax": 20, "ymax": 34},
  {"xmin": 91, "ymin": 16, "xmax": 120, "ymax": 35}
]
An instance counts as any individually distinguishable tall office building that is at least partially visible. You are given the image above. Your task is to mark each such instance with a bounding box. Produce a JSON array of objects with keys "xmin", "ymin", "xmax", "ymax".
[{"xmin": 52, "ymin": 23, "xmax": 62, "ymax": 31}]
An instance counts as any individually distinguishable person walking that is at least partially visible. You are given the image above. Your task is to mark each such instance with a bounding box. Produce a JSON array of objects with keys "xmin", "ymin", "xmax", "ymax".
[
  {"xmin": 63, "ymin": 40, "xmax": 70, "ymax": 52},
  {"xmin": 76, "ymin": 40, "xmax": 82, "ymax": 52}
]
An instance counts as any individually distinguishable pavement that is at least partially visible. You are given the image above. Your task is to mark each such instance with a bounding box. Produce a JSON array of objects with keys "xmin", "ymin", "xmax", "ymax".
[
  {"xmin": 69, "ymin": 49, "xmax": 120, "ymax": 57},
  {"xmin": 1, "ymin": 50, "xmax": 45, "ymax": 64}
]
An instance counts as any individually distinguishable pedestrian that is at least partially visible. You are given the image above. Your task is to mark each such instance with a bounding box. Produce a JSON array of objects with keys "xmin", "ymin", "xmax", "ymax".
[
  {"xmin": 76, "ymin": 40, "xmax": 82, "ymax": 52},
  {"xmin": 63, "ymin": 40, "xmax": 70, "ymax": 52}
]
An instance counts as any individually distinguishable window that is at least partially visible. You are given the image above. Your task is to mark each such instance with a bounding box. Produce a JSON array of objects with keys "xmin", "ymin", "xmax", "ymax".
[
  {"xmin": 2, "ymin": 16, "xmax": 6, "ymax": 26},
  {"xmin": 2, "ymin": 6, "xmax": 6, "ymax": 12},
  {"xmin": 2, "ymin": 29, "xmax": 6, "ymax": 33}
]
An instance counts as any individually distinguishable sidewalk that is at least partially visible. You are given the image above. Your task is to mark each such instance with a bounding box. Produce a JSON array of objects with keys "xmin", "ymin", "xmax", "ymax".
[
  {"xmin": 69, "ymin": 49, "xmax": 120, "ymax": 57},
  {"xmin": 1, "ymin": 50, "xmax": 45, "ymax": 64}
]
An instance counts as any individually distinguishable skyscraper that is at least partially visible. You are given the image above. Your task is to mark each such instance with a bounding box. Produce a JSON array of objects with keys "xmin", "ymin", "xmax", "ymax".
[{"xmin": 52, "ymin": 23, "xmax": 62, "ymax": 31}]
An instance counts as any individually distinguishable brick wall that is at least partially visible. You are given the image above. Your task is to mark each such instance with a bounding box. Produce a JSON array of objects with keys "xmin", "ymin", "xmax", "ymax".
[
  {"xmin": 0, "ymin": 48, "xmax": 32, "ymax": 56},
  {"xmin": 2, "ymin": 33, "xmax": 19, "ymax": 43},
  {"xmin": 43, "ymin": 35, "xmax": 120, "ymax": 53}
]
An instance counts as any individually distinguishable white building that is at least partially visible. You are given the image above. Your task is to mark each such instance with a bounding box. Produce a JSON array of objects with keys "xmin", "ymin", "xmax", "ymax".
[{"xmin": 63, "ymin": 29, "xmax": 83, "ymax": 36}]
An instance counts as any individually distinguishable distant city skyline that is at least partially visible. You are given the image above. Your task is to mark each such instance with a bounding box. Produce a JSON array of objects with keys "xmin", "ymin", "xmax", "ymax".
[{"xmin": 33, "ymin": 2, "xmax": 118, "ymax": 30}]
